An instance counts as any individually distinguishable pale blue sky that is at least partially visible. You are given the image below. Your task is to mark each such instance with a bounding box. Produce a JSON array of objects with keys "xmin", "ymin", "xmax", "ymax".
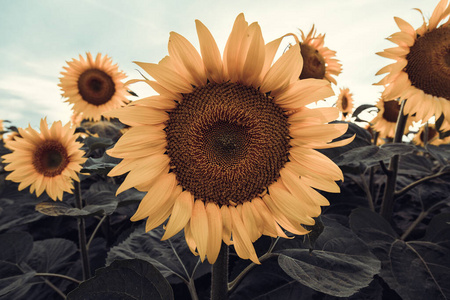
[{"xmin": 0, "ymin": 0, "xmax": 434, "ymax": 129}]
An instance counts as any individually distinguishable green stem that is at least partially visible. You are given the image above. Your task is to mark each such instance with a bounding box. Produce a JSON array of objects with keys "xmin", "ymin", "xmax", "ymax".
[
  {"xmin": 380, "ymin": 99, "xmax": 408, "ymax": 222},
  {"xmin": 87, "ymin": 214, "xmax": 107, "ymax": 250},
  {"xmin": 35, "ymin": 272, "xmax": 81, "ymax": 284},
  {"xmin": 41, "ymin": 277, "xmax": 66, "ymax": 299},
  {"xmin": 211, "ymin": 243, "xmax": 229, "ymax": 300},
  {"xmin": 74, "ymin": 181, "xmax": 91, "ymax": 280}
]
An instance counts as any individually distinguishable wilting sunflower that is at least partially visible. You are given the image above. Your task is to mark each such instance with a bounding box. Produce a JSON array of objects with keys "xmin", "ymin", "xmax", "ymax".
[
  {"xmin": 336, "ymin": 88, "xmax": 354, "ymax": 117},
  {"xmin": 371, "ymin": 98, "xmax": 414, "ymax": 140},
  {"xmin": 412, "ymin": 123, "xmax": 450, "ymax": 146},
  {"xmin": 2, "ymin": 119, "xmax": 86, "ymax": 201},
  {"xmin": 375, "ymin": 0, "xmax": 450, "ymax": 128},
  {"xmin": 106, "ymin": 14, "xmax": 350, "ymax": 264},
  {"xmin": 59, "ymin": 53, "xmax": 129, "ymax": 121},
  {"xmin": 298, "ymin": 25, "xmax": 342, "ymax": 84}
]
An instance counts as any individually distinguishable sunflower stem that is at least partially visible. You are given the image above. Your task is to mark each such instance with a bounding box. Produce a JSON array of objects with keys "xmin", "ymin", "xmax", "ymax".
[
  {"xmin": 380, "ymin": 99, "xmax": 408, "ymax": 222},
  {"xmin": 211, "ymin": 243, "xmax": 229, "ymax": 300},
  {"xmin": 74, "ymin": 181, "xmax": 91, "ymax": 280}
]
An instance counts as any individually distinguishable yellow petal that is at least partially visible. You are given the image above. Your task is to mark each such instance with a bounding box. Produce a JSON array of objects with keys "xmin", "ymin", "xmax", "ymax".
[
  {"xmin": 162, "ymin": 191, "xmax": 194, "ymax": 240},
  {"xmin": 195, "ymin": 20, "xmax": 224, "ymax": 83},
  {"xmin": 229, "ymin": 206, "xmax": 260, "ymax": 264},
  {"xmin": 190, "ymin": 200, "xmax": 209, "ymax": 262},
  {"xmin": 205, "ymin": 202, "xmax": 223, "ymax": 264}
]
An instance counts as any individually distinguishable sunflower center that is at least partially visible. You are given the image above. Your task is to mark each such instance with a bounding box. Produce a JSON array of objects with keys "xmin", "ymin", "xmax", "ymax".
[
  {"xmin": 405, "ymin": 26, "xmax": 450, "ymax": 100},
  {"xmin": 77, "ymin": 69, "xmax": 116, "ymax": 106},
  {"xmin": 341, "ymin": 96, "xmax": 348, "ymax": 110},
  {"xmin": 420, "ymin": 126, "xmax": 437, "ymax": 142},
  {"xmin": 165, "ymin": 82, "xmax": 290, "ymax": 206},
  {"xmin": 299, "ymin": 43, "xmax": 326, "ymax": 80},
  {"xmin": 382, "ymin": 100, "xmax": 401, "ymax": 123},
  {"xmin": 32, "ymin": 140, "xmax": 69, "ymax": 177}
]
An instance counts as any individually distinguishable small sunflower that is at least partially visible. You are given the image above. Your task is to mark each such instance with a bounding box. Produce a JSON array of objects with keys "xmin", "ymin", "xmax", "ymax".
[
  {"xmin": 375, "ymin": 0, "xmax": 450, "ymax": 128},
  {"xmin": 59, "ymin": 53, "xmax": 129, "ymax": 121},
  {"xmin": 413, "ymin": 123, "xmax": 450, "ymax": 146},
  {"xmin": 2, "ymin": 119, "xmax": 86, "ymax": 201},
  {"xmin": 298, "ymin": 25, "xmax": 342, "ymax": 84},
  {"xmin": 336, "ymin": 88, "xmax": 354, "ymax": 117},
  {"xmin": 371, "ymin": 98, "xmax": 414, "ymax": 140},
  {"xmin": 106, "ymin": 14, "xmax": 350, "ymax": 264}
]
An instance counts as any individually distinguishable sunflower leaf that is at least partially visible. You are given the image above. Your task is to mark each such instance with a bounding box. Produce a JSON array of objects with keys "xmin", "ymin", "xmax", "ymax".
[
  {"xmin": 81, "ymin": 154, "xmax": 121, "ymax": 175},
  {"xmin": 67, "ymin": 259, "xmax": 174, "ymax": 300},
  {"xmin": 106, "ymin": 224, "xmax": 211, "ymax": 284},
  {"xmin": 352, "ymin": 104, "xmax": 377, "ymax": 120},
  {"xmin": 350, "ymin": 208, "xmax": 450, "ymax": 300},
  {"xmin": 0, "ymin": 261, "xmax": 36, "ymax": 297},
  {"xmin": 333, "ymin": 143, "xmax": 416, "ymax": 169},
  {"xmin": 81, "ymin": 136, "xmax": 114, "ymax": 153},
  {"xmin": 275, "ymin": 216, "xmax": 381, "ymax": 297},
  {"xmin": 35, "ymin": 196, "xmax": 117, "ymax": 218},
  {"xmin": 0, "ymin": 231, "xmax": 34, "ymax": 264}
]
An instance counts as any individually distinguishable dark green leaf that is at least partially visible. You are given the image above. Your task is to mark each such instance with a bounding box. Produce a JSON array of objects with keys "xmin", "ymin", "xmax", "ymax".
[
  {"xmin": 426, "ymin": 144, "xmax": 450, "ymax": 166},
  {"xmin": 35, "ymin": 196, "xmax": 117, "ymax": 217},
  {"xmin": 0, "ymin": 232, "xmax": 33, "ymax": 264},
  {"xmin": 390, "ymin": 240, "xmax": 450, "ymax": 299},
  {"xmin": 398, "ymin": 153, "xmax": 433, "ymax": 176},
  {"xmin": 106, "ymin": 224, "xmax": 210, "ymax": 283},
  {"xmin": 0, "ymin": 261, "xmax": 35, "ymax": 297},
  {"xmin": 301, "ymin": 217, "xmax": 324, "ymax": 253},
  {"xmin": 26, "ymin": 238, "xmax": 77, "ymax": 273},
  {"xmin": 333, "ymin": 143, "xmax": 416, "ymax": 169},
  {"xmin": 278, "ymin": 249, "xmax": 380, "ymax": 297},
  {"xmin": 423, "ymin": 213, "xmax": 450, "ymax": 243},
  {"xmin": 275, "ymin": 216, "xmax": 381, "ymax": 297},
  {"xmin": 0, "ymin": 194, "xmax": 47, "ymax": 232},
  {"xmin": 352, "ymin": 104, "xmax": 377, "ymax": 120},
  {"xmin": 81, "ymin": 136, "xmax": 114, "ymax": 153},
  {"xmin": 67, "ymin": 259, "xmax": 173, "ymax": 300},
  {"xmin": 81, "ymin": 154, "xmax": 121, "ymax": 175}
]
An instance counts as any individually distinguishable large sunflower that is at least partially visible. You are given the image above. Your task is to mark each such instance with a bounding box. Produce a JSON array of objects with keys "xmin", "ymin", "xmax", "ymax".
[
  {"xmin": 2, "ymin": 119, "xmax": 86, "ymax": 201},
  {"xmin": 371, "ymin": 98, "xmax": 414, "ymax": 140},
  {"xmin": 106, "ymin": 14, "xmax": 350, "ymax": 264},
  {"xmin": 336, "ymin": 87, "xmax": 354, "ymax": 117},
  {"xmin": 59, "ymin": 53, "xmax": 129, "ymax": 121},
  {"xmin": 375, "ymin": 0, "xmax": 450, "ymax": 128},
  {"xmin": 298, "ymin": 25, "xmax": 342, "ymax": 84}
]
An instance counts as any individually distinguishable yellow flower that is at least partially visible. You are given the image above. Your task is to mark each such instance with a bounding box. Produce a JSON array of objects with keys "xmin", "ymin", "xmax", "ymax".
[
  {"xmin": 336, "ymin": 88, "xmax": 354, "ymax": 116},
  {"xmin": 298, "ymin": 25, "xmax": 342, "ymax": 84},
  {"xmin": 106, "ymin": 14, "xmax": 350, "ymax": 264},
  {"xmin": 375, "ymin": 0, "xmax": 450, "ymax": 129},
  {"xmin": 412, "ymin": 123, "xmax": 450, "ymax": 146},
  {"xmin": 2, "ymin": 119, "xmax": 86, "ymax": 201},
  {"xmin": 371, "ymin": 98, "xmax": 414, "ymax": 140},
  {"xmin": 59, "ymin": 53, "xmax": 129, "ymax": 121}
]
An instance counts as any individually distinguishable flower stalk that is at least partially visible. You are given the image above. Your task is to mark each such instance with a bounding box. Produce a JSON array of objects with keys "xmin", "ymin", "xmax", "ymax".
[
  {"xmin": 74, "ymin": 180, "xmax": 91, "ymax": 280},
  {"xmin": 211, "ymin": 243, "xmax": 229, "ymax": 300},
  {"xmin": 380, "ymin": 99, "xmax": 408, "ymax": 222}
]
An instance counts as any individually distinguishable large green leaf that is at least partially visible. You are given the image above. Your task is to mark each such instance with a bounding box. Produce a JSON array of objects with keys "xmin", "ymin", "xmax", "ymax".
[
  {"xmin": 275, "ymin": 217, "xmax": 381, "ymax": 297},
  {"xmin": 67, "ymin": 259, "xmax": 173, "ymax": 300},
  {"xmin": 106, "ymin": 224, "xmax": 210, "ymax": 284},
  {"xmin": 350, "ymin": 208, "xmax": 450, "ymax": 300}
]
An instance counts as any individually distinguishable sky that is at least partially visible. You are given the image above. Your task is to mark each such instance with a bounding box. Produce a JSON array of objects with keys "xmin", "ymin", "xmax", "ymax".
[{"xmin": 0, "ymin": 0, "xmax": 436, "ymax": 130}]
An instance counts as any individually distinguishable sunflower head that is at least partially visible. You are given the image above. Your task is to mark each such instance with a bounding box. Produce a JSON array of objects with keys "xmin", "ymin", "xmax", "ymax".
[
  {"xmin": 375, "ymin": 0, "xmax": 450, "ymax": 128},
  {"xmin": 371, "ymin": 98, "xmax": 414, "ymax": 140},
  {"xmin": 2, "ymin": 119, "xmax": 86, "ymax": 201},
  {"xmin": 59, "ymin": 53, "xmax": 129, "ymax": 122},
  {"xmin": 336, "ymin": 88, "xmax": 354, "ymax": 116},
  {"xmin": 106, "ymin": 14, "xmax": 350, "ymax": 264},
  {"xmin": 413, "ymin": 123, "xmax": 450, "ymax": 146},
  {"xmin": 298, "ymin": 25, "xmax": 342, "ymax": 84}
]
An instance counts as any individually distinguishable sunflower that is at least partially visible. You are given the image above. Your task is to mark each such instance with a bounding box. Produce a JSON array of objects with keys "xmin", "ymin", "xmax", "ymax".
[
  {"xmin": 298, "ymin": 25, "xmax": 342, "ymax": 84},
  {"xmin": 59, "ymin": 53, "xmax": 129, "ymax": 121},
  {"xmin": 371, "ymin": 98, "xmax": 414, "ymax": 140},
  {"xmin": 412, "ymin": 123, "xmax": 450, "ymax": 146},
  {"xmin": 375, "ymin": 0, "xmax": 450, "ymax": 129},
  {"xmin": 336, "ymin": 87, "xmax": 354, "ymax": 117},
  {"xmin": 106, "ymin": 14, "xmax": 350, "ymax": 264},
  {"xmin": 2, "ymin": 119, "xmax": 86, "ymax": 201}
]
